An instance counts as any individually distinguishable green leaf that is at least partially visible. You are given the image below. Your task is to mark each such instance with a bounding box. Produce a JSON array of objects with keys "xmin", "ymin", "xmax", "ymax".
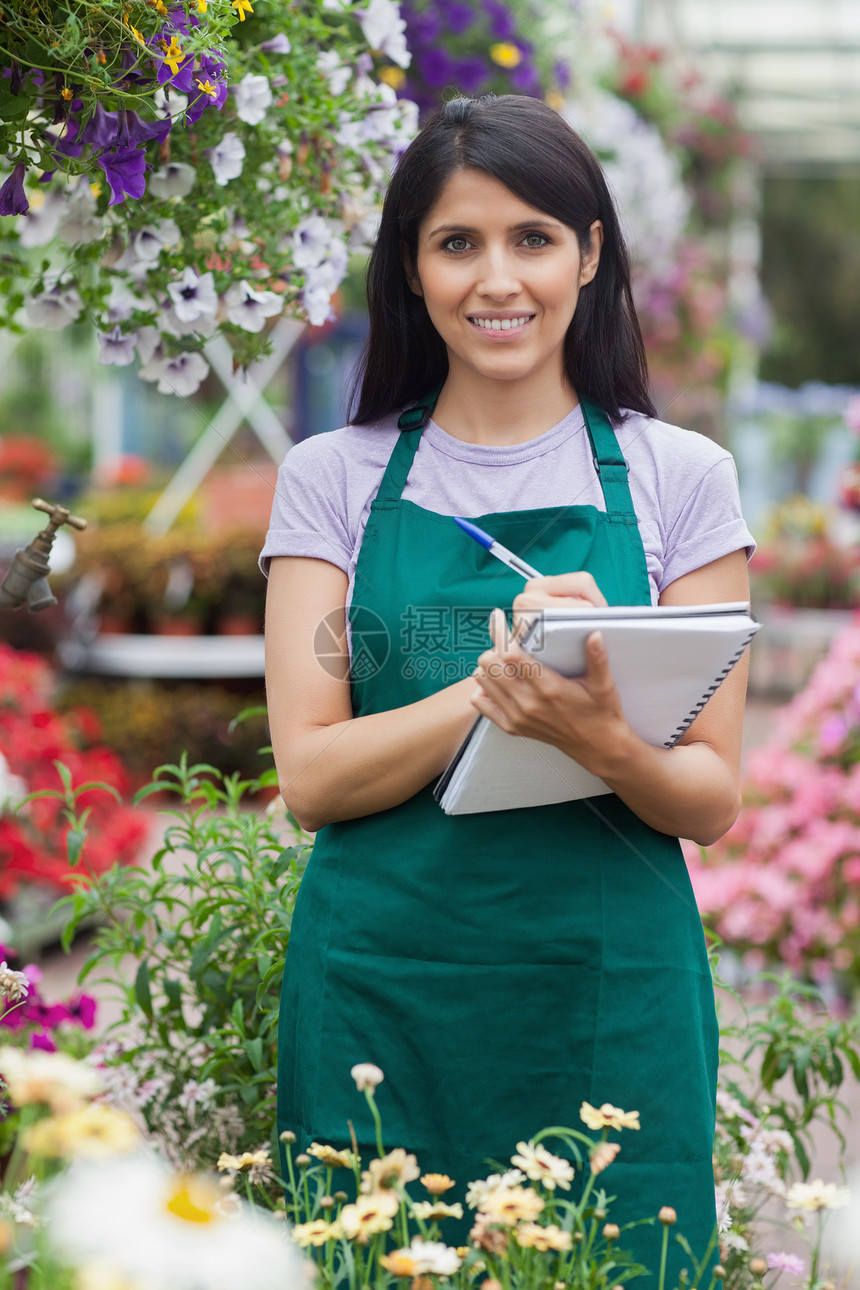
[
  {"xmin": 66, "ymin": 827, "xmax": 87, "ymax": 866},
  {"xmin": 134, "ymin": 961, "xmax": 154, "ymax": 1020},
  {"xmin": 244, "ymin": 1036, "xmax": 264, "ymax": 1071},
  {"xmin": 164, "ymin": 978, "xmax": 182, "ymax": 1010}
]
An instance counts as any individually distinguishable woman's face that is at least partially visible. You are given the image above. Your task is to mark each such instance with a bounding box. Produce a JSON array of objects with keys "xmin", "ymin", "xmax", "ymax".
[{"xmin": 407, "ymin": 168, "xmax": 602, "ymax": 392}]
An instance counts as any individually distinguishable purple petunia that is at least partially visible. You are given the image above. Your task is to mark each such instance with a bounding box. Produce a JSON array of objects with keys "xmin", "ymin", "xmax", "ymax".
[
  {"xmin": 454, "ymin": 55, "xmax": 490, "ymax": 93},
  {"xmin": 418, "ymin": 47, "xmax": 456, "ymax": 88},
  {"xmin": 0, "ymin": 162, "xmax": 28, "ymax": 216},
  {"xmin": 438, "ymin": 0, "xmax": 474, "ymax": 34},
  {"xmin": 117, "ymin": 108, "xmax": 172, "ymax": 148},
  {"xmin": 79, "ymin": 103, "xmax": 120, "ymax": 148},
  {"xmin": 482, "ymin": 0, "xmax": 516, "ymax": 39},
  {"xmin": 185, "ymin": 52, "xmax": 228, "ymax": 123},
  {"xmin": 97, "ymin": 147, "xmax": 147, "ymax": 205}
]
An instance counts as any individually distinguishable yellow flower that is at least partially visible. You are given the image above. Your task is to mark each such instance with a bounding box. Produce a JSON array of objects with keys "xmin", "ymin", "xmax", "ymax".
[
  {"xmin": 160, "ymin": 35, "xmax": 185, "ymax": 76},
  {"xmin": 231, "ymin": 0, "xmax": 253, "ymax": 18},
  {"xmin": 510, "ymin": 1140, "xmax": 574, "ymax": 1190},
  {"xmin": 23, "ymin": 1105, "xmax": 140, "ymax": 1159},
  {"xmin": 339, "ymin": 1191, "xmax": 400, "ymax": 1243},
  {"xmin": 362, "ymin": 1148, "xmax": 420, "ymax": 1192},
  {"xmin": 90, "ymin": 183, "xmax": 102, "ymax": 198},
  {"xmin": 478, "ymin": 1185, "xmax": 544, "ymax": 1226},
  {"xmin": 580, "ymin": 1101, "xmax": 640, "ymax": 1132},
  {"xmin": 421, "ymin": 1172, "xmax": 455, "ymax": 1194},
  {"xmin": 196, "ymin": 79, "xmax": 218, "ymax": 97},
  {"xmin": 216, "ymin": 1149, "xmax": 272, "ymax": 1176},
  {"xmin": 0, "ymin": 1047, "xmax": 103, "ymax": 1113},
  {"xmin": 590, "ymin": 1141, "xmax": 621, "ymax": 1175},
  {"xmin": 785, "ymin": 1180, "xmax": 851, "ymax": 1212},
  {"xmin": 197, "ymin": 0, "xmax": 208, "ymax": 10},
  {"xmin": 292, "ymin": 1219, "xmax": 339, "ymax": 1247},
  {"xmin": 490, "ymin": 42, "xmax": 522, "ymax": 68},
  {"xmin": 411, "ymin": 1200, "xmax": 464, "ymax": 1221},
  {"xmin": 127, "ymin": 23, "xmax": 145, "ymax": 43},
  {"xmin": 307, "ymin": 1142, "xmax": 357, "ymax": 1169},
  {"xmin": 378, "ymin": 66, "xmax": 406, "ymax": 89},
  {"xmin": 515, "ymin": 1222, "xmax": 572, "ymax": 1252},
  {"xmin": 154, "ymin": 0, "xmax": 167, "ymax": 11},
  {"xmin": 164, "ymin": 1175, "xmax": 220, "ymax": 1224},
  {"xmin": 545, "ymin": 90, "xmax": 565, "ymax": 111},
  {"xmin": 380, "ymin": 1250, "xmax": 418, "ymax": 1277}
]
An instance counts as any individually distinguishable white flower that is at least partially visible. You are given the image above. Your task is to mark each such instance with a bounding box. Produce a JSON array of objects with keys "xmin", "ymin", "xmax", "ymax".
[
  {"xmin": 303, "ymin": 238, "xmax": 349, "ymax": 294},
  {"xmin": 60, "ymin": 178, "xmax": 104, "ymax": 245},
  {"xmin": 224, "ymin": 281, "xmax": 282, "ymax": 333},
  {"xmin": 785, "ymin": 1179, "xmax": 851, "ymax": 1212},
  {"xmin": 167, "ymin": 268, "xmax": 218, "ymax": 323},
  {"xmin": 465, "ymin": 1168, "xmax": 526, "ymax": 1209},
  {"xmin": 293, "ymin": 214, "xmax": 343, "ymax": 269},
  {"xmin": 44, "ymin": 1153, "xmax": 305, "ymax": 1290},
  {"xmin": 211, "ymin": 133, "xmax": 246, "ymax": 186},
  {"xmin": 0, "ymin": 1178, "xmax": 40, "ymax": 1229},
  {"xmin": 23, "ymin": 283, "xmax": 82, "ymax": 330},
  {"xmin": 149, "ymin": 163, "xmax": 196, "ymax": 200},
  {"xmin": 233, "ymin": 73, "xmax": 273, "ymax": 126},
  {"xmin": 350, "ymin": 1062, "xmax": 384, "ymax": 1093},
  {"xmin": 162, "ymin": 306, "xmax": 218, "ymax": 338},
  {"xmin": 133, "ymin": 218, "xmax": 181, "ymax": 264},
  {"xmin": 510, "ymin": 1140, "xmax": 575, "ymax": 1191},
  {"xmin": 355, "ymin": 0, "xmax": 411, "ymax": 68},
  {"xmin": 261, "ymin": 33, "xmax": 292, "ymax": 53},
  {"xmin": 399, "ymin": 1239, "xmax": 461, "ymax": 1276},
  {"xmin": 18, "ymin": 189, "xmax": 66, "ymax": 248},
  {"xmin": 0, "ymin": 962, "xmax": 30, "ymax": 1004},
  {"xmin": 0, "ymin": 1047, "xmax": 103, "ymax": 1112},
  {"xmin": 98, "ymin": 326, "xmax": 139, "ymax": 368},
  {"xmin": 102, "ymin": 280, "xmax": 146, "ymax": 324},
  {"xmin": 0, "ymin": 753, "xmax": 27, "ymax": 810},
  {"xmin": 302, "ymin": 285, "xmax": 334, "ymax": 327},
  {"xmin": 316, "ymin": 50, "xmax": 351, "ymax": 95},
  {"xmin": 147, "ymin": 351, "xmax": 210, "ymax": 398},
  {"xmin": 176, "ymin": 1079, "xmax": 218, "ymax": 1117},
  {"xmin": 741, "ymin": 1147, "xmax": 778, "ymax": 1187}
]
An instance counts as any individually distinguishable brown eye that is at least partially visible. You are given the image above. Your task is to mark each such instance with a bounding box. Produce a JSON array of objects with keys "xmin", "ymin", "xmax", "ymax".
[
  {"xmin": 442, "ymin": 236, "xmax": 470, "ymax": 253},
  {"xmin": 522, "ymin": 233, "xmax": 548, "ymax": 248}
]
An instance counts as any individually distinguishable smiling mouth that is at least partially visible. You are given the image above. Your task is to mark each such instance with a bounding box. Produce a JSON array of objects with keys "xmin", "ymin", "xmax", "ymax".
[{"xmin": 467, "ymin": 315, "xmax": 535, "ymax": 332}]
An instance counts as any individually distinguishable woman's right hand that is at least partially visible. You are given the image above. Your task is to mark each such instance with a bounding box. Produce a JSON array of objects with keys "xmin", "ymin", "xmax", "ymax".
[{"xmin": 512, "ymin": 572, "xmax": 607, "ymax": 637}]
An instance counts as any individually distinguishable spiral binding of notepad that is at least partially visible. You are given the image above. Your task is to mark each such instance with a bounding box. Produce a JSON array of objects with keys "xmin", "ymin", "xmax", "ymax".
[{"xmin": 663, "ymin": 626, "xmax": 759, "ymax": 748}]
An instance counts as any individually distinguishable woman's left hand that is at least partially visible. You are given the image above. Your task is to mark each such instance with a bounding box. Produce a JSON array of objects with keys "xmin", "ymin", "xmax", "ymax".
[{"xmin": 470, "ymin": 608, "xmax": 630, "ymax": 773}]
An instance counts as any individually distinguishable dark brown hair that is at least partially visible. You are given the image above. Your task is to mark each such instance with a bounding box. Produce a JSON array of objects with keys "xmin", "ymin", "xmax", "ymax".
[{"xmin": 349, "ymin": 94, "xmax": 656, "ymax": 424}]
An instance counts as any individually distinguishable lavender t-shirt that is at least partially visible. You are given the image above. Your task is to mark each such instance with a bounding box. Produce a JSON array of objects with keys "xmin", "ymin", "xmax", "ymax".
[{"xmin": 261, "ymin": 405, "xmax": 755, "ymax": 608}]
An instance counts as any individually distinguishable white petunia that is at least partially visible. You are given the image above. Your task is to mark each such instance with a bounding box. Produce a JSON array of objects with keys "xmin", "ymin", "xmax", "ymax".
[
  {"xmin": 132, "ymin": 218, "xmax": 181, "ymax": 265},
  {"xmin": 44, "ymin": 1153, "xmax": 306, "ymax": 1290},
  {"xmin": 23, "ymin": 283, "xmax": 83, "ymax": 330},
  {"xmin": 150, "ymin": 351, "xmax": 210, "ymax": 398},
  {"xmin": 293, "ymin": 214, "xmax": 343, "ymax": 269},
  {"xmin": 60, "ymin": 178, "xmax": 104, "ymax": 245},
  {"xmin": 98, "ymin": 326, "xmax": 139, "ymax": 367},
  {"xmin": 224, "ymin": 281, "xmax": 283, "ymax": 333},
  {"xmin": 261, "ymin": 33, "xmax": 292, "ymax": 53},
  {"xmin": 233, "ymin": 73, "xmax": 273, "ymax": 125},
  {"xmin": 167, "ymin": 268, "xmax": 218, "ymax": 323},
  {"xmin": 149, "ymin": 162, "xmax": 196, "ymax": 199},
  {"xmin": 355, "ymin": 0, "xmax": 411, "ymax": 67},
  {"xmin": 302, "ymin": 285, "xmax": 335, "ymax": 327},
  {"xmin": 210, "ymin": 133, "xmax": 246, "ymax": 186},
  {"xmin": 161, "ymin": 306, "xmax": 217, "ymax": 338},
  {"xmin": 18, "ymin": 189, "xmax": 66, "ymax": 248},
  {"xmin": 316, "ymin": 50, "xmax": 351, "ymax": 95}
]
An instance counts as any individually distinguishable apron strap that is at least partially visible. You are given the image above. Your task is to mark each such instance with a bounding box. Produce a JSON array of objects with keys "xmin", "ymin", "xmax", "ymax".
[
  {"xmin": 376, "ymin": 385, "xmax": 444, "ymax": 504},
  {"xmin": 580, "ymin": 397, "xmax": 636, "ymax": 519}
]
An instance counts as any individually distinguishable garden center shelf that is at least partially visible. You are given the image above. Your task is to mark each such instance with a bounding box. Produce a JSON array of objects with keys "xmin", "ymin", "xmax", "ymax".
[{"xmin": 59, "ymin": 633, "xmax": 266, "ymax": 678}]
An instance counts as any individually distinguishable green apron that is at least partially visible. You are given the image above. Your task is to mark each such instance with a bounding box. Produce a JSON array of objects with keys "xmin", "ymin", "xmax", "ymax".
[{"xmin": 277, "ymin": 396, "xmax": 718, "ymax": 1277}]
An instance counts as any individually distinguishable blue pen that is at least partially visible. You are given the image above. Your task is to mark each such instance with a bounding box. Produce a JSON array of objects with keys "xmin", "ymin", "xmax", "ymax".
[{"xmin": 454, "ymin": 517, "xmax": 544, "ymax": 581}]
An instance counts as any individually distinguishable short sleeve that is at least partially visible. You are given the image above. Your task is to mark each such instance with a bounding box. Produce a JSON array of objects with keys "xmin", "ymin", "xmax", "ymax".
[
  {"xmin": 660, "ymin": 455, "xmax": 756, "ymax": 592},
  {"xmin": 259, "ymin": 438, "xmax": 354, "ymax": 577}
]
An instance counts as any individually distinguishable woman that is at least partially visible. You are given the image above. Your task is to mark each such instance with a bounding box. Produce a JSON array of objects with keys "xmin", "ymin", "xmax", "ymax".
[{"xmin": 262, "ymin": 94, "xmax": 755, "ymax": 1271}]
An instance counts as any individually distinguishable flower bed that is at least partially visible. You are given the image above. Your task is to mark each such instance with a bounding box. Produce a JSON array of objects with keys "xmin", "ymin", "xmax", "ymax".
[
  {"xmin": 0, "ymin": 645, "xmax": 146, "ymax": 908},
  {"xmin": 688, "ymin": 616, "xmax": 860, "ymax": 996}
]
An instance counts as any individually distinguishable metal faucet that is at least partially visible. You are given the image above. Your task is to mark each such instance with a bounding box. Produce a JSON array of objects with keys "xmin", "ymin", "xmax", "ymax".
[{"xmin": 0, "ymin": 498, "xmax": 87, "ymax": 612}]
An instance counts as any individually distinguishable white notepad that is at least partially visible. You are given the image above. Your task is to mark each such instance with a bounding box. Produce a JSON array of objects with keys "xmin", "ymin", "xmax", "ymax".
[{"xmin": 434, "ymin": 602, "xmax": 760, "ymax": 815}]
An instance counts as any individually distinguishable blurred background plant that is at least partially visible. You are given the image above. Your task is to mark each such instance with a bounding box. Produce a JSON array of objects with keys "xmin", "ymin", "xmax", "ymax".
[{"xmin": 749, "ymin": 497, "xmax": 860, "ymax": 611}]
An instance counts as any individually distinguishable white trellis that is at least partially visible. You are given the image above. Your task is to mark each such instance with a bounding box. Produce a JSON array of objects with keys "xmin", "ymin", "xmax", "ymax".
[{"xmin": 143, "ymin": 316, "xmax": 305, "ymax": 537}]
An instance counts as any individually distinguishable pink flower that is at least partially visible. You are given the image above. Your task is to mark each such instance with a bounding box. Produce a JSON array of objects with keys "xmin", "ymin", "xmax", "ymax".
[{"xmin": 766, "ymin": 1251, "xmax": 806, "ymax": 1276}]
